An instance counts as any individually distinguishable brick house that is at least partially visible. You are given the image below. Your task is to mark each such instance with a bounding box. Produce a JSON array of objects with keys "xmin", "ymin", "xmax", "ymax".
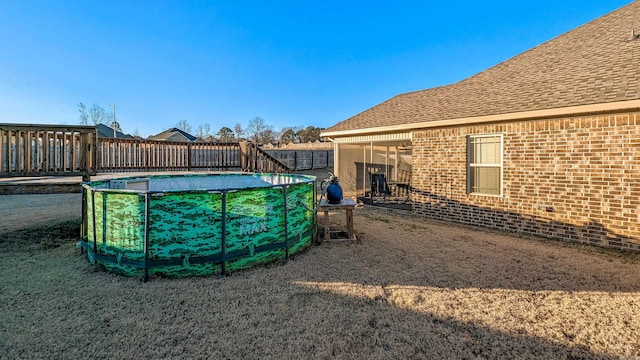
[{"xmin": 321, "ymin": 2, "xmax": 640, "ymax": 251}]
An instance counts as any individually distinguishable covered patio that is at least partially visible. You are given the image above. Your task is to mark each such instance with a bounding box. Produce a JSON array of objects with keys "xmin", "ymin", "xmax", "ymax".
[{"xmin": 331, "ymin": 133, "xmax": 412, "ymax": 210}]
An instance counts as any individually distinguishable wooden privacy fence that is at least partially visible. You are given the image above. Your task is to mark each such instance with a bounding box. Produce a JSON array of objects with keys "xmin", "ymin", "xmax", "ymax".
[
  {"xmin": 265, "ymin": 149, "xmax": 333, "ymax": 171},
  {"xmin": 0, "ymin": 124, "xmax": 97, "ymax": 179}
]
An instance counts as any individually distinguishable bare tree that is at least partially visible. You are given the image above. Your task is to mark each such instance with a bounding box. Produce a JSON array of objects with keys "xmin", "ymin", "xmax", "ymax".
[
  {"xmin": 233, "ymin": 123, "xmax": 244, "ymax": 140},
  {"xmin": 176, "ymin": 119, "xmax": 192, "ymax": 133},
  {"xmin": 246, "ymin": 116, "xmax": 273, "ymax": 143},
  {"xmin": 79, "ymin": 103, "xmax": 111, "ymax": 125},
  {"xmin": 196, "ymin": 123, "xmax": 212, "ymax": 139},
  {"xmin": 78, "ymin": 103, "xmax": 89, "ymax": 125},
  {"xmin": 202, "ymin": 123, "xmax": 211, "ymax": 137},
  {"xmin": 89, "ymin": 104, "xmax": 111, "ymax": 125},
  {"xmin": 260, "ymin": 128, "xmax": 276, "ymax": 144}
]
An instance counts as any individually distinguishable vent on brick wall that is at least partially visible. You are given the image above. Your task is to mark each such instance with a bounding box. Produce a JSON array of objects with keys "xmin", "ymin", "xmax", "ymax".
[{"xmin": 630, "ymin": 29, "xmax": 640, "ymax": 41}]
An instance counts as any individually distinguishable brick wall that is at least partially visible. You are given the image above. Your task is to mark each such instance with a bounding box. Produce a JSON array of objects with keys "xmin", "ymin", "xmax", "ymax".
[{"xmin": 411, "ymin": 112, "xmax": 640, "ymax": 251}]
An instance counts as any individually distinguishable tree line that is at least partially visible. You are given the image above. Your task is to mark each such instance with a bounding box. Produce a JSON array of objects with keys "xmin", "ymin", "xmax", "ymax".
[{"xmin": 78, "ymin": 103, "xmax": 323, "ymax": 144}]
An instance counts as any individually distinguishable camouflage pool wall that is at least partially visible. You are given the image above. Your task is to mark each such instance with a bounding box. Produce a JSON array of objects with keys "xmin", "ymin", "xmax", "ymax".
[{"xmin": 81, "ymin": 174, "xmax": 316, "ymax": 279}]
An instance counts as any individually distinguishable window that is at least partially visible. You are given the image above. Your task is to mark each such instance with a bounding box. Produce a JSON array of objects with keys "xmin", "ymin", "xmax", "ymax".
[{"xmin": 468, "ymin": 134, "xmax": 503, "ymax": 195}]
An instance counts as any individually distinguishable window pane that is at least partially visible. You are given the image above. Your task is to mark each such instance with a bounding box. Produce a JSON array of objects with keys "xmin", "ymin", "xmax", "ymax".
[
  {"xmin": 471, "ymin": 166, "xmax": 500, "ymax": 195},
  {"xmin": 470, "ymin": 136, "xmax": 500, "ymax": 164}
]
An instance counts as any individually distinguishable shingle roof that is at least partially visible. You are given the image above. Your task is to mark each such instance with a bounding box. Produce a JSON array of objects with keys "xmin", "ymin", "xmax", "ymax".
[
  {"xmin": 203, "ymin": 135, "xmax": 219, "ymax": 142},
  {"xmin": 96, "ymin": 123, "xmax": 133, "ymax": 139},
  {"xmin": 325, "ymin": 2, "xmax": 640, "ymax": 134},
  {"xmin": 147, "ymin": 127, "xmax": 198, "ymax": 142}
]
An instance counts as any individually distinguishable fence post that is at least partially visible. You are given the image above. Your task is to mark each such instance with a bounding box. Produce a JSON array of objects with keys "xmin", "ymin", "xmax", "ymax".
[
  {"xmin": 253, "ymin": 143, "xmax": 258, "ymax": 171},
  {"xmin": 239, "ymin": 141, "xmax": 248, "ymax": 171},
  {"xmin": 79, "ymin": 133, "xmax": 87, "ymax": 179},
  {"xmin": 187, "ymin": 143, "xmax": 192, "ymax": 171}
]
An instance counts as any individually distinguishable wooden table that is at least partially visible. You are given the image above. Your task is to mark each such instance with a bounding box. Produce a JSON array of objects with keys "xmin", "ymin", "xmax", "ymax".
[{"xmin": 318, "ymin": 198, "xmax": 357, "ymax": 241}]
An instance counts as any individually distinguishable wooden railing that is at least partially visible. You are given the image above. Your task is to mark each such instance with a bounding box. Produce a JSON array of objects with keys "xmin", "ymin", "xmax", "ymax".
[
  {"xmin": 97, "ymin": 139, "xmax": 244, "ymax": 172},
  {"xmin": 98, "ymin": 139, "xmax": 290, "ymax": 173},
  {"xmin": 0, "ymin": 123, "xmax": 291, "ymax": 182},
  {"xmin": 242, "ymin": 142, "xmax": 291, "ymax": 173},
  {"xmin": 0, "ymin": 124, "xmax": 97, "ymax": 179}
]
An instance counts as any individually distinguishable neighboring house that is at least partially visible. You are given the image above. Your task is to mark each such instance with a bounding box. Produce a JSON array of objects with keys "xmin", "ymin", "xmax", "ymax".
[
  {"xmin": 96, "ymin": 123, "xmax": 133, "ymax": 139},
  {"xmin": 202, "ymin": 135, "xmax": 220, "ymax": 143},
  {"xmin": 321, "ymin": 2, "xmax": 640, "ymax": 251},
  {"xmin": 147, "ymin": 128, "xmax": 198, "ymax": 142}
]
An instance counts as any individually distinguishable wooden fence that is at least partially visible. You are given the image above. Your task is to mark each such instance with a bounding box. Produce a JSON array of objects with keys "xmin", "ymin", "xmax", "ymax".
[
  {"xmin": 0, "ymin": 124, "xmax": 291, "ymax": 184},
  {"xmin": 97, "ymin": 139, "xmax": 289, "ymax": 173},
  {"xmin": 97, "ymin": 138, "xmax": 244, "ymax": 172},
  {"xmin": 242, "ymin": 142, "xmax": 291, "ymax": 173},
  {"xmin": 264, "ymin": 149, "xmax": 333, "ymax": 171},
  {"xmin": 0, "ymin": 124, "xmax": 97, "ymax": 179}
]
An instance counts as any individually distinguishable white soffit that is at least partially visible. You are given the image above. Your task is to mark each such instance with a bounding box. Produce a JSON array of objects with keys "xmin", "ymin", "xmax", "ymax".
[{"xmin": 332, "ymin": 132, "xmax": 412, "ymax": 144}]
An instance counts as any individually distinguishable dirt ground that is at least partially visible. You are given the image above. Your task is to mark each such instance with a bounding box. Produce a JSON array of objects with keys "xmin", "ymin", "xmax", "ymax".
[{"xmin": 1, "ymin": 187, "xmax": 640, "ymax": 359}]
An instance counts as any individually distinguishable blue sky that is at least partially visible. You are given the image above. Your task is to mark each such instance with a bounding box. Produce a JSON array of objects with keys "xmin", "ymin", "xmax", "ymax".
[{"xmin": 0, "ymin": 1, "xmax": 631, "ymax": 137}]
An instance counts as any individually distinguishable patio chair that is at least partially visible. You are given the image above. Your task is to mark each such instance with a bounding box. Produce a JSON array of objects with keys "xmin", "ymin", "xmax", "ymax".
[
  {"xmin": 370, "ymin": 173, "xmax": 391, "ymax": 200},
  {"xmin": 393, "ymin": 169, "xmax": 412, "ymax": 201}
]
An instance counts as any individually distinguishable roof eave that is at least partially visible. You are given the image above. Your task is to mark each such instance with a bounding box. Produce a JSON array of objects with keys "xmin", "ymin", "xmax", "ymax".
[{"xmin": 321, "ymin": 99, "xmax": 640, "ymax": 138}]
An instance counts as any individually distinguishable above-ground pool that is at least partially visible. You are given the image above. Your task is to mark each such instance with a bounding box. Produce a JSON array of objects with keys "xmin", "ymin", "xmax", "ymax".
[{"xmin": 80, "ymin": 173, "xmax": 316, "ymax": 280}]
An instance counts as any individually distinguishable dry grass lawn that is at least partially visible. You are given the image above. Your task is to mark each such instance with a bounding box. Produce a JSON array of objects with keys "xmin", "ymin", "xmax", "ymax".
[{"xmin": 1, "ymin": 194, "xmax": 640, "ymax": 359}]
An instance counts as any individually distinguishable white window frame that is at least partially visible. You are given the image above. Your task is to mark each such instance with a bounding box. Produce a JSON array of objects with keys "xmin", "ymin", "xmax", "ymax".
[{"xmin": 467, "ymin": 133, "xmax": 503, "ymax": 196}]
